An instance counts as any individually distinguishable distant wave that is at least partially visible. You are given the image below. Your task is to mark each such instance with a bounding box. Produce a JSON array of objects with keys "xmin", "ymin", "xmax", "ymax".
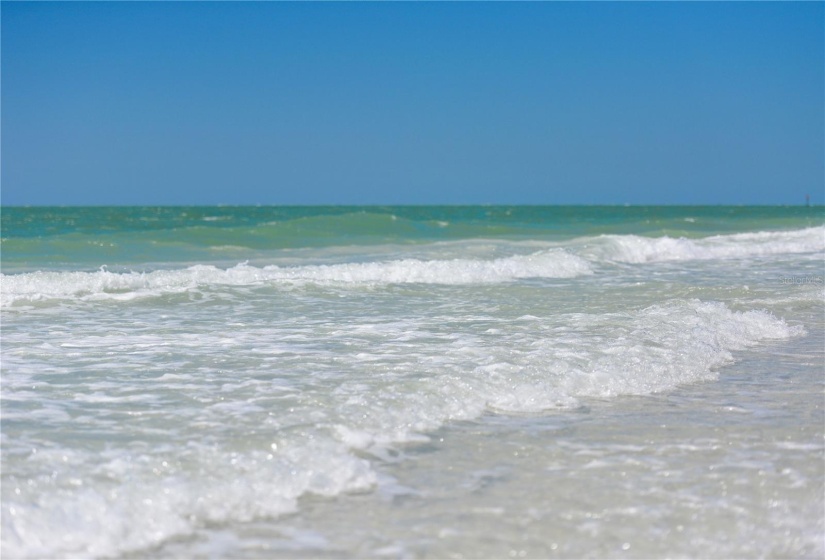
[
  {"xmin": 0, "ymin": 250, "xmax": 592, "ymax": 307},
  {"xmin": 3, "ymin": 226, "xmax": 823, "ymax": 308},
  {"xmin": 577, "ymin": 226, "xmax": 824, "ymax": 263}
]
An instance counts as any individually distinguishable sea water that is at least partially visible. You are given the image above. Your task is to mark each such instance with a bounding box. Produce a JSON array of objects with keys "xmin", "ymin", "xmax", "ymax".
[{"xmin": 1, "ymin": 206, "xmax": 823, "ymax": 559}]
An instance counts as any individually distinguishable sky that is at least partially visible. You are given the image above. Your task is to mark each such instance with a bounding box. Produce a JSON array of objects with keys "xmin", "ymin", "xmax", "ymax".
[{"xmin": 2, "ymin": 1, "xmax": 823, "ymax": 206}]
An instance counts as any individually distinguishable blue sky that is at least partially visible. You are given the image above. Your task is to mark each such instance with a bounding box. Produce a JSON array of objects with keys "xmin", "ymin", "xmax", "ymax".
[{"xmin": 2, "ymin": 2, "xmax": 823, "ymax": 206}]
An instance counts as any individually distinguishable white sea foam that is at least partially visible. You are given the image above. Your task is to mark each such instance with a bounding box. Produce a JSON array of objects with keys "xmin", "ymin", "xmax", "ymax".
[
  {"xmin": 0, "ymin": 295, "xmax": 805, "ymax": 558},
  {"xmin": 1, "ymin": 443, "xmax": 375, "ymax": 559},
  {"xmin": 3, "ymin": 228, "xmax": 822, "ymax": 308},
  {"xmin": 0, "ymin": 250, "xmax": 592, "ymax": 307},
  {"xmin": 357, "ymin": 300, "xmax": 802, "ymax": 424},
  {"xmin": 579, "ymin": 226, "xmax": 825, "ymax": 263},
  {"xmin": 260, "ymin": 249, "xmax": 591, "ymax": 284},
  {"xmin": 2, "ymin": 226, "xmax": 819, "ymax": 558}
]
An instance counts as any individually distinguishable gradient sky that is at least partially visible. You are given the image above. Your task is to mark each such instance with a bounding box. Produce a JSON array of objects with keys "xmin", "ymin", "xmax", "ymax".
[{"xmin": 2, "ymin": 1, "xmax": 823, "ymax": 206}]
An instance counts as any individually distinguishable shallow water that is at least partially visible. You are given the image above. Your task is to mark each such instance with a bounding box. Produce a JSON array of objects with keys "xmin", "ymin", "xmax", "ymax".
[{"xmin": 2, "ymin": 206, "xmax": 823, "ymax": 558}]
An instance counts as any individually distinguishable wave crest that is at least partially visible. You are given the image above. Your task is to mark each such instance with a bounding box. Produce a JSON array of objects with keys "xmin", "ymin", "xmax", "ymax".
[
  {"xmin": 580, "ymin": 226, "xmax": 824, "ymax": 263},
  {"xmin": 0, "ymin": 250, "xmax": 592, "ymax": 307}
]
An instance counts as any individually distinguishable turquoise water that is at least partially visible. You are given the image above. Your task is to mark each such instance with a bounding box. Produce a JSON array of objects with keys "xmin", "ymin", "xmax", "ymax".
[
  {"xmin": 2, "ymin": 206, "xmax": 824, "ymax": 558},
  {"xmin": 3, "ymin": 205, "xmax": 822, "ymax": 271}
]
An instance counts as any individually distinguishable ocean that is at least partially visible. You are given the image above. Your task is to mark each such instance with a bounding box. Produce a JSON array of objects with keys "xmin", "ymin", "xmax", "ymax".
[{"xmin": 1, "ymin": 205, "xmax": 823, "ymax": 559}]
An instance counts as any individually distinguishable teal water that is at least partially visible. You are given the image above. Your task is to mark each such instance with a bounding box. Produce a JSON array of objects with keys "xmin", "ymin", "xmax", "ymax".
[
  {"xmin": 2, "ymin": 206, "xmax": 823, "ymax": 558},
  {"xmin": 2, "ymin": 205, "xmax": 822, "ymax": 271}
]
